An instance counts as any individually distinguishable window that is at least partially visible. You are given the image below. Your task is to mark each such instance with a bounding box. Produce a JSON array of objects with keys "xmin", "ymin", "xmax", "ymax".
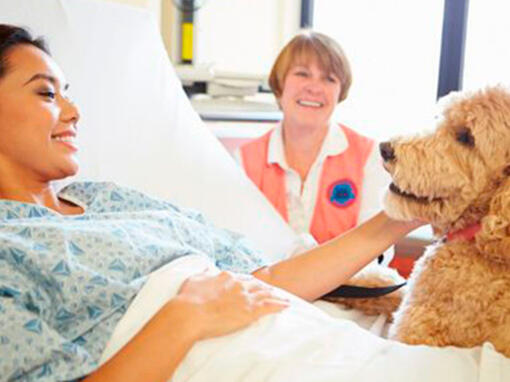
[
  {"xmin": 313, "ymin": 0, "xmax": 444, "ymax": 141},
  {"xmin": 463, "ymin": 1, "xmax": 510, "ymax": 91}
]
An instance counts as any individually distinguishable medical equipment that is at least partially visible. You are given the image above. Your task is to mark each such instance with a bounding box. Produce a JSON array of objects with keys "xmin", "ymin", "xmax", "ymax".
[
  {"xmin": 172, "ymin": 0, "xmax": 208, "ymax": 63},
  {"xmin": 176, "ymin": 63, "xmax": 271, "ymax": 96},
  {"xmin": 175, "ymin": 63, "xmax": 280, "ymax": 123}
]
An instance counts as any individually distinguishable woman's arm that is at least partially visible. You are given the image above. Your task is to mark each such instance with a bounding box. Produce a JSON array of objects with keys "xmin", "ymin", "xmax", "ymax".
[
  {"xmin": 84, "ymin": 298, "xmax": 200, "ymax": 382},
  {"xmin": 252, "ymin": 212, "xmax": 423, "ymax": 301},
  {"xmin": 84, "ymin": 272, "xmax": 289, "ymax": 382}
]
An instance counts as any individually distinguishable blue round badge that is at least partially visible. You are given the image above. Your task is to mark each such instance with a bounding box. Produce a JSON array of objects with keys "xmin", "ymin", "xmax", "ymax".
[{"xmin": 328, "ymin": 179, "xmax": 357, "ymax": 208}]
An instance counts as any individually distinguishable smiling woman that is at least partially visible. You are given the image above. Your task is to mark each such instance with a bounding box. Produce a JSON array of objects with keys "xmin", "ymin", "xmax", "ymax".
[
  {"xmin": 238, "ymin": 31, "xmax": 392, "ymax": 256},
  {"xmin": 0, "ymin": 26, "xmax": 292, "ymax": 381},
  {"xmin": 0, "ymin": 25, "xmax": 82, "ymax": 214}
]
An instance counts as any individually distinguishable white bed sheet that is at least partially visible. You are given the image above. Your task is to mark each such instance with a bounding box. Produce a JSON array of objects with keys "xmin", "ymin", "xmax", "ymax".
[{"xmin": 101, "ymin": 255, "xmax": 510, "ymax": 382}]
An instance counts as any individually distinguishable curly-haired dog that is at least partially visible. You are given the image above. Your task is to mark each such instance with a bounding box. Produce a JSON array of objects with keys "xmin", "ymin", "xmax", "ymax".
[{"xmin": 381, "ymin": 86, "xmax": 510, "ymax": 357}]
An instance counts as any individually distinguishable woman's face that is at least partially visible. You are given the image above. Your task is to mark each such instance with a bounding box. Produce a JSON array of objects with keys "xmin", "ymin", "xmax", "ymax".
[
  {"xmin": 0, "ymin": 44, "xmax": 80, "ymax": 182},
  {"xmin": 279, "ymin": 57, "xmax": 341, "ymax": 131}
]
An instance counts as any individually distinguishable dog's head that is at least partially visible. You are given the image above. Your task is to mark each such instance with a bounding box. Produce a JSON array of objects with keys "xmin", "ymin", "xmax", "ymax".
[{"xmin": 382, "ymin": 86, "xmax": 510, "ymax": 235}]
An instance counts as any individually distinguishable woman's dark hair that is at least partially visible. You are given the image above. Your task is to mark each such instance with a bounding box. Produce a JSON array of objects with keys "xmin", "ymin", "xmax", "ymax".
[{"xmin": 0, "ymin": 24, "xmax": 49, "ymax": 79}]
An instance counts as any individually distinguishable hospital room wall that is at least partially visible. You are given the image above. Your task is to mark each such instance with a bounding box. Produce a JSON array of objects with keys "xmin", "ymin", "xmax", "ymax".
[
  {"xmin": 102, "ymin": 0, "xmax": 162, "ymax": 21},
  {"xmin": 102, "ymin": 0, "xmax": 301, "ymax": 74},
  {"xmin": 188, "ymin": 0, "xmax": 300, "ymax": 73}
]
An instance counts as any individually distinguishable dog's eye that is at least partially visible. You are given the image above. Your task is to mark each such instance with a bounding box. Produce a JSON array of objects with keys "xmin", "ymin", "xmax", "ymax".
[{"xmin": 456, "ymin": 127, "xmax": 475, "ymax": 147}]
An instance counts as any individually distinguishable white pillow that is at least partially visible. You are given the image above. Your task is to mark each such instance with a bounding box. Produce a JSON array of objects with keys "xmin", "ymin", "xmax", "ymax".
[{"xmin": 0, "ymin": 0, "xmax": 298, "ymax": 261}]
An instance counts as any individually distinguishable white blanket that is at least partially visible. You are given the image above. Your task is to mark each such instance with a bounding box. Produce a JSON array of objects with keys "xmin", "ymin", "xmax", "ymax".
[{"xmin": 101, "ymin": 256, "xmax": 510, "ymax": 382}]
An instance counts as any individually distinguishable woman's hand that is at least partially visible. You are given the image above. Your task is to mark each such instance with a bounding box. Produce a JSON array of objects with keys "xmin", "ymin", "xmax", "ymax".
[{"xmin": 175, "ymin": 271, "xmax": 290, "ymax": 340}]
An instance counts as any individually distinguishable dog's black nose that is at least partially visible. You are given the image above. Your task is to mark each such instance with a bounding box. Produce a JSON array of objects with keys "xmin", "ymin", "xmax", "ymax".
[{"xmin": 379, "ymin": 142, "xmax": 395, "ymax": 162}]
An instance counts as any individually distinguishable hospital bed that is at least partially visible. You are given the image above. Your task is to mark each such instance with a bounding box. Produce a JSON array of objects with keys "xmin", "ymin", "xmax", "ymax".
[{"xmin": 1, "ymin": 0, "xmax": 509, "ymax": 381}]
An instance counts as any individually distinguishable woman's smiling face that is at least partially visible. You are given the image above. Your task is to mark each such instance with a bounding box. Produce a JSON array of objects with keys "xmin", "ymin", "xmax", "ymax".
[
  {"xmin": 0, "ymin": 44, "xmax": 80, "ymax": 182},
  {"xmin": 278, "ymin": 57, "xmax": 341, "ymax": 130}
]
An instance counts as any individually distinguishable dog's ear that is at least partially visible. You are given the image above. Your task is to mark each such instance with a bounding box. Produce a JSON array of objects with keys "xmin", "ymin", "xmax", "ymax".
[
  {"xmin": 476, "ymin": 215, "xmax": 510, "ymax": 265},
  {"xmin": 476, "ymin": 178, "xmax": 510, "ymax": 265}
]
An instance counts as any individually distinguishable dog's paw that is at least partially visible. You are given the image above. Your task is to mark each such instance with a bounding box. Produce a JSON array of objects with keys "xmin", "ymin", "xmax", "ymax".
[{"xmin": 323, "ymin": 266, "xmax": 406, "ymax": 319}]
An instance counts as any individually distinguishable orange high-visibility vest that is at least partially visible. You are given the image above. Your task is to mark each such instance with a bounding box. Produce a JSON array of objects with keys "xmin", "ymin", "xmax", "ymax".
[{"xmin": 241, "ymin": 124, "xmax": 374, "ymax": 244}]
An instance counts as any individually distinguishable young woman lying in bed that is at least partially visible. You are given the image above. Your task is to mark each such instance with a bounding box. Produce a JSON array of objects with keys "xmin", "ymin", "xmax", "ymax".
[{"xmin": 0, "ymin": 25, "xmax": 422, "ymax": 381}]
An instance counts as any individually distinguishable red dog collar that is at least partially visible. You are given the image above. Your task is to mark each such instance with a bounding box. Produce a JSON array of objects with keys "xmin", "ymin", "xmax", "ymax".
[{"xmin": 446, "ymin": 223, "xmax": 482, "ymax": 242}]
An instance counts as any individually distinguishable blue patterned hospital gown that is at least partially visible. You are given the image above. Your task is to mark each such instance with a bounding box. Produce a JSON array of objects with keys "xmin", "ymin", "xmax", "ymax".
[{"xmin": 0, "ymin": 182, "xmax": 266, "ymax": 381}]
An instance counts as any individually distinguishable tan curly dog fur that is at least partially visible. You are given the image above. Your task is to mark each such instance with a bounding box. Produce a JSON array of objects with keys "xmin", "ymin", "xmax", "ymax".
[{"xmin": 382, "ymin": 86, "xmax": 510, "ymax": 357}]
